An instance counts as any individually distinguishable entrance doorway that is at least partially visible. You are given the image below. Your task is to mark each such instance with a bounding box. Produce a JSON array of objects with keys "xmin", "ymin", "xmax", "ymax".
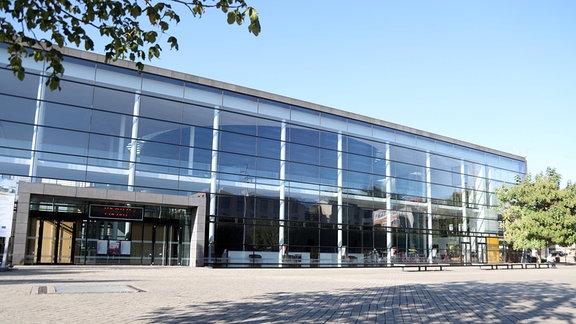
[
  {"xmin": 25, "ymin": 194, "xmax": 194, "ymax": 266},
  {"xmin": 34, "ymin": 219, "xmax": 76, "ymax": 264}
]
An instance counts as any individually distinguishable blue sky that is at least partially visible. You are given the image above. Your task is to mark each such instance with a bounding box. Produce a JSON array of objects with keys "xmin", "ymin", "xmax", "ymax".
[{"xmin": 110, "ymin": 1, "xmax": 576, "ymax": 185}]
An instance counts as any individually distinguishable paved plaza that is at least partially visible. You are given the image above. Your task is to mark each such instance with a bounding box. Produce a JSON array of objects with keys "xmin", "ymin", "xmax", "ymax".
[{"xmin": 0, "ymin": 264, "xmax": 575, "ymax": 323}]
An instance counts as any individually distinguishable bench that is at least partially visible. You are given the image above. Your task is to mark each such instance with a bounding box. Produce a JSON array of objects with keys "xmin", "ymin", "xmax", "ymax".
[
  {"xmin": 477, "ymin": 263, "xmax": 552, "ymax": 270},
  {"xmin": 396, "ymin": 263, "xmax": 448, "ymax": 271},
  {"xmin": 522, "ymin": 263, "xmax": 551, "ymax": 269}
]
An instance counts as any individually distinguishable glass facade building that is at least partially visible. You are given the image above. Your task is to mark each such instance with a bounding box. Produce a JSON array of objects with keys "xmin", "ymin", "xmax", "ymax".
[{"xmin": 0, "ymin": 46, "xmax": 526, "ymax": 267}]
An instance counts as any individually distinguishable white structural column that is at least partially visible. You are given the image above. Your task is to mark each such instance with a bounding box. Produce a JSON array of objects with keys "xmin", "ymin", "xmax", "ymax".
[
  {"xmin": 278, "ymin": 120, "xmax": 287, "ymax": 265},
  {"xmin": 187, "ymin": 126, "xmax": 196, "ymax": 175},
  {"xmin": 426, "ymin": 153, "xmax": 433, "ymax": 263},
  {"xmin": 477, "ymin": 165, "xmax": 487, "ymax": 233},
  {"xmin": 337, "ymin": 132, "xmax": 344, "ymax": 266},
  {"xmin": 127, "ymin": 91, "xmax": 141, "ymax": 190},
  {"xmin": 29, "ymin": 75, "xmax": 47, "ymax": 178},
  {"xmin": 386, "ymin": 144, "xmax": 393, "ymax": 264},
  {"xmin": 460, "ymin": 160, "xmax": 469, "ymax": 263},
  {"xmin": 208, "ymin": 107, "xmax": 220, "ymax": 261}
]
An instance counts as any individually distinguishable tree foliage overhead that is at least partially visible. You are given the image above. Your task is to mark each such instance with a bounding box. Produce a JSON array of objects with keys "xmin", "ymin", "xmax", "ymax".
[
  {"xmin": 0, "ymin": 0, "xmax": 260, "ymax": 90},
  {"xmin": 497, "ymin": 167, "xmax": 576, "ymax": 251}
]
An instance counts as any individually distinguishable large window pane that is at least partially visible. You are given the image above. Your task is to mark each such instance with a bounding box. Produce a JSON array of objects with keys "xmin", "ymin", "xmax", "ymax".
[
  {"xmin": 138, "ymin": 118, "xmax": 181, "ymax": 145},
  {"xmin": 223, "ymin": 91, "xmax": 257, "ymax": 114},
  {"xmin": 288, "ymin": 143, "xmax": 318, "ymax": 165},
  {"xmin": 289, "ymin": 126, "xmax": 319, "ymax": 146},
  {"xmin": 93, "ymin": 86, "xmax": 135, "ymax": 115},
  {"xmin": 35, "ymin": 152, "xmax": 87, "ymax": 181},
  {"xmin": 220, "ymin": 111, "xmax": 258, "ymax": 136},
  {"xmin": 139, "ymin": 142, "xmax": 181, "ymax": 167},
  {"xmin": 44, "ymin": 79, "xmax": 93, "ymax": 107},
  {"xmin": 43, "ymin": 103, "xmax": 91, "ymax": 131},
  {"xmin": 88, "ymin": 133, "xmax": 130, "ymax": 162},
  {"xmin": 257, "ymin": 138, "xmax": 280, "ymax": 159},
  {"xmin": 140, "ymin": 95, "xmax": 183, "ymax": 121},
  {"xmin": 91, "ymin": 110, "xmax": 133, "ymax": 137},
  {"xmin": 288, "ymin": 162, "xmax": 318, "ymax": 183},
  {"xmin": 0, "ymin": 68, "xmax": 40, "ymax": 98},
  {"xmin": 0, "ymin": 121, "xmax": 34, "ymax": 149},
  {"xmin": 182, "ymin": 104, "xmax": 214, "ymax": 128},
  {"xmin": 40, "ymin": 127, "xmax": 89, "ymax": 156},
  {"xmin": 220, "ymin": 131, "xmax": 256, "ymax": 155},
  {"xmin": 0, "ymin": 95, "xmax": 37, "ymax": 124}
]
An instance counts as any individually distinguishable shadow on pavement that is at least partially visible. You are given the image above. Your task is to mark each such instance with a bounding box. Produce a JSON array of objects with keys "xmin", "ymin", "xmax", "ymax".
[
  {"xmin": 142, "ymin": 281, "xmax": 576, "ymax": 323},
  {"xmin": 0, "ymin": 266, "xmax": 129, "ymax": 285}
]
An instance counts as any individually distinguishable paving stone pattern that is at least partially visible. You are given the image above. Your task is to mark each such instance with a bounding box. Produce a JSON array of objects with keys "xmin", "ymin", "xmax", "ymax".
[{"xmin": 0, "ymin": 265, "xmax": 575, "ymax": 323}]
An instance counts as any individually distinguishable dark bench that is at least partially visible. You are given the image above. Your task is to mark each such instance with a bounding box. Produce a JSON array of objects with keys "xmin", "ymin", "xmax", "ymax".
[{"xmin": 396, "ymin": 263, "xmax": 448, "ymax": 271}]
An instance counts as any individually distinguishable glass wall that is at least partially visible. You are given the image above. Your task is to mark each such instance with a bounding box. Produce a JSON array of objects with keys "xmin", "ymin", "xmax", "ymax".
[{"xmin": 0, "ymin": 47, "xmax": 526, "ymax": 267}]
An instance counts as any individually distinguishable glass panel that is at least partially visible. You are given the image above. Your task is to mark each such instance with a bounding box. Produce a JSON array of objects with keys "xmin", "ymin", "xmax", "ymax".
[
  {"xmin": 44, "ymin": 79, "xmax": 93, "ymax": 107},
  {"xmin": 0, "ymin": 147, "xmax": 31, "ymax": 175},
  {"xmin": 220, "ymin": 111, "xmax": 258, "ymax": 135},
  {"xmin": 57, "ymin": 221, "xmax": 74, "ymax": 263},
  {"xmin": 140, "ymin": 95, "xmax": 183, "ymax": 121},
  {"xmin": 90, "ymin": 111, "xmax": 132, "ymax": 139},
  {"xmin": 93, "ymin": 86, "xmax": 135, "ymax": 114},
  {"xmin": 184, "ymin": 82, "xmax": 222, "ymax": 107},
  {"xmin": 182, "ymin": 104, "xmax": 214, "ymax": 128},
  {"xmin": 288, "ymin": 162, "xmax": 318, "ymax": 183},
  {"xmin": 346, "ymin": 153, "xmax": 373, "ymax": 172},
  {"xmin": 348, "ymin": 119, "xmax": 372, "ymax": 137},
  {"xmin": 43, "ymin": 103, "xmax": 91, "ymax": 131},
  {"xmin": 257, "ymin": 99, "xmax": 290, "ymax": 120},
  {"xmin": 346, "ymin": 137, "xmax": 373, "ymax": 155},
  {"xmin": 373, "ymin": 125, "xmax": 395, "ymax": 143},
  {"xmin": 289, "ymin": 126, "xmax": 319, "ymax": 146},
  {"xmin": 220, "ymin": 131, "xmax": 257, "ymax": 155},
  {"xmin": 257, "ymin": 137, "xmax": 280, "ymax": 159},
  {"xmin": 0, "ymin": 68, "xmax": 41, "ymax": 98},
  {"xmin": 39, "ymin": 220, "xmax": 56, "ymax": 263},
  {"xmin": 154, "ymin": 224, "xmax": 166, "ymax": 265},
  {"xmin": 62, "ymin": 57, "xmax": 96, "ymax": 81},
  {"xmin": 35, "ymin": 152, "xmax": 87, "ymax": 181},
  {"xmin": 0, "ymin": 121, "xmax": 34, "ymax": 149},
  {"xmin": 40, "ymin": 127, "xmax": 89, "ymax": 156},
  {"xmin": 319, "ymin": 166, "xmax": 337, "ymax": 186},
  {"xmin": 391, "ymin": 161, "xmax": 426, "ymax": 199},
  {"xmin": 256, "ymin": 157, "xmax": 279, "ymax": 179},
  {"xmin": 0, "ymin": 94, "xmax": 37, "ymax": 123},
  {"xmin": 190, "ymin": 126, "xmax": 213, "ymax": 149},
  {"xmin": 141, "ymin": 223, "xmax": 154, "ymax": 265},
  {"xmin": 218, "ymin": 152, "xmax": 257, "ymax": 179},
  {"xmin": 291, "ymin": 106, "xmax": 320, "ymax": 126},
  {"xmin": 223, "ymin": 91, "xmax": 258, "ymax": 113},
  {"xmin": 142, "ymin": 74, "xmax": 184, "ymax": 99},
  {"xmin": 288, "ymin": 143, "xmax": 318, "ymax": 164},
  {"xmin": 95, "ymin": 64, "xmax": 142, "ymax": 90},
  {"xmin": 166, "ymin": 225, "xmax": 181, "ymax": 266},
  {"xmin": 86, "ymin": 158, "xmax": 129, "ymax": 189},
  {"xmin": 320, "ymin": 113, "xmax": 347, "ymax": 131},
  {"xmin": 430, "ymin": 168, "xmax": 460, "ymax": 187},
  {"xmin": 139, "ymin": 118, "xmax": 182, "ymax": 145}
]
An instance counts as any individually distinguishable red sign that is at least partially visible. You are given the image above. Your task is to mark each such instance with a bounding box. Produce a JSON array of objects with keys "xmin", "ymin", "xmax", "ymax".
[{"xmin": 89, "ymin": 204, "xmax": 143, "ymax": 221}]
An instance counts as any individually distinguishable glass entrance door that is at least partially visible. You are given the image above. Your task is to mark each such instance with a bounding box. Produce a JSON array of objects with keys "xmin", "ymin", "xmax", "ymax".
[{"xmin": 35, "ymin": 219, "xmax": 76, "ymax": 264}]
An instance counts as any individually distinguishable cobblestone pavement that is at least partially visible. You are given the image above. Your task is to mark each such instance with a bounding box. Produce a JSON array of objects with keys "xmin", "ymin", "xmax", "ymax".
[{"xmin": 1, "ymin": 264, "xmax": 575, "ymax": 323}]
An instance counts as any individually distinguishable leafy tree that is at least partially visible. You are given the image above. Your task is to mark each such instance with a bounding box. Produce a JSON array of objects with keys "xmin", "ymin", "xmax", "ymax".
[
  {"xmin": 0, "ymin": 0, "xmax": 260, "ymax": 90},
  {"xmin": 497, "ymin": 168, "xmax": 576, "ymax": 258}
]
